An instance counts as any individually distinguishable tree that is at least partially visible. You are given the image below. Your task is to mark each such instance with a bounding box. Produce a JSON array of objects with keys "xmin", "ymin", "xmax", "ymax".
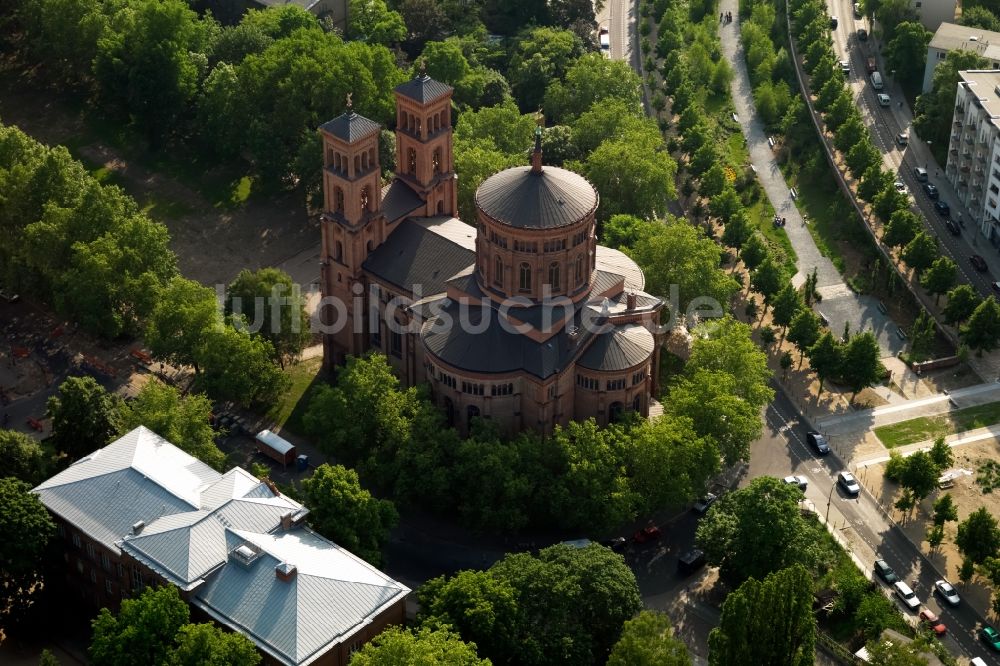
[
  {"xmin": 876, "ymin": 0, "xmax": 918, "ymax": 41},
  {"xmin": 118, "ymin": 380, "xmax": 224, "ymax": 470},
  {"xmin": 914, "ymin": 50, "xmax": 990, "ymax": 161},
  {"xmin": 226, "ymin": 267, "xmax": 310, "ymax": 367},
  {"xmin": 700, "ymin": 164, "xmax": 728, "ymax": 198},
  {"xmin": 195, "ymin": 324, "xmax": 288, "ymax": 406},
  {"xmin": 833, "ymin": 114, "xmax": 865, "ymax": 154},
  {"xmin": 0, "ymin": 429, "xmax": 48, "ymax": 485},
  {"xmin": 807, "ymin": 331, "xmax": 842, "ymax": 393},
  {"xmin": 899, "ymin": 451, "xmax": 940, "ymax": 501},
  {"xmin": 751, "ymin": 257, "xmax": 785, "ymax": 310},
  {"xmin": 696, "ymin": 477, "xmax": 834, "ymax": 585},
  {"xmin": 928, "ymin": 436, "xmax": 953, "ymax": 472},
  {"xmin": 169, "ymin": 623, "xmax": 261, "ymax": 666},
  {"xmin": 89, "ymin": 586, "xmax": 190, "ymax": 666},
  {"xmin": 956, "ymin": 507, "xmax": 1000, "ymax": 564},
  {"xmin": 960, "ymin": 557, "xmax": 976, "ymax": 584},
  {"xmin": 962, "ymin": 296, "xmax": 1000, "ymax": 355},
  {"xmin": 508, "ymin": 27, "xmax": 584, "ymax": 111},
  {"xmin": 841, "ymin": 331, "xmax": 884, "ymax": 401},
  {"xmin": 943, "ymin": 284, "xmax": 981, "ymax": 326},
  {"xmin": 300, "ymin": 463, "xmax": 398, "ymax": 566},
  {"xmin": 47, "ymin": 376, "xmax": 121, "ymax": 461},
  {"xmin": 872, "ymin": 179, "xmax": 909, "ymax": 220},
  {"xmin": 688, "ymin": 317, "xmax": 774, "ymax": 409},
  {"xmin": 859, "ymin": 166, "xmax": 896, "ymax": 203},
  {"xmin": 740, "ymin": 233, "xmax": 768, "ymax": 271},
  {"xmin": 781, "ymin": 351, "xmax": 794, "ymax": 379},
  {"xmin": 882, "ymin": 209, "xmax": 921, "ymax": 248},
  {"xmin": 772, "ymin": 282, "xmax": 804, "ymax": 333},
  {"xmin": 722, "ymin": 209, "xmax": 752, "ymax": 254},
  {"xmin": 347, "ymin": 0, "xmax": 406, "ymax": 44},
  {"xmin": 454, "ymin": 138, "xmax": 523, "ymax": 223},
  {"xmin": 920, "ymin": 256, "xmax": 956, "ymax": 303},
  {"xmin": 349, "ymin": 627, "xmax": 490, "ymax": 665},
  {"xmin": 847, "ymin": 140, "xmax": 883, "ymax": 181},
  {"xmin": 886, "ymin": 22, "xmax": 931, "ymax": 92},
  {"xmin": 146, "ymin": 277, "xmax": 221, "ymax": 372},
  {"xmin": 932, "ymin": 493, "xmax": 958, "ymax": 526},
  {"xmin": 584, "ymin": 132, "xmax": 677, "ymax": 221},
  {"xmin": 960, "ymin": 6, "xmax": 1000, "ymax": 31},
  {"xmin": 709, "ymin": 565, "xmax": 815, "ymax": 666},
  {"xmin": 926, "ymin": 523, "xmax": 945, "ymax": 551},
  {"xmin": 901, "ymin": 232, "xmax": 937, "ymax": 274},
  {"xmin": 608, "ymin": 611, "xmax": 692, "ymax": 666},
  {"xmin": 455, "ymin": 100, "xmax": 536, "ymax": 155},
  {"xmin": 543, "ymin": 53, "xmax": 642, "ymax": 123},
  {"xmin": 603, "ymin": 214, "xmax": 652, "ymax": 249},
  {"xmin": 631, "ymin": 220, "xmax": 740, "ymax": 315},
  {"xmin": 908, "ymin": 309, "xmax": 936, "ymax": 363},
  {"xmin": 0, "ymin": 477, "xmax": 56, "ymax": 626},
  {"xmin": 788, "ymin": 309, "xmax": 821, "ymax": 360},
  {"xmin": 825, "ymin": 90, "xmax": 854, "ymax": 131},
  {"xmin": 865, "ymin": 636, "xmax": 934, "ymax": 665}
]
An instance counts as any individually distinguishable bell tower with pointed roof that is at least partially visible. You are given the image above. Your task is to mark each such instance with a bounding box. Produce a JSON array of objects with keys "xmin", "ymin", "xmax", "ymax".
[
  {"xmin": 393, "ymin": 65, "xmax": 457, "ymax": 218},
  {"xmin": 318, "ymin": 95, "xmax": 384, "ymax": 365}
]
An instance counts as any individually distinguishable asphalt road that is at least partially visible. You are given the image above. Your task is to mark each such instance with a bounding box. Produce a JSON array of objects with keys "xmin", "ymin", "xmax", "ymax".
[
  {"xmin": 757, "ymin": 385, "xmax": 1000, "ymax": 663},
  {"xmin": 827, "ymin": 3, "xmax": 1000, "ymax": 298}
]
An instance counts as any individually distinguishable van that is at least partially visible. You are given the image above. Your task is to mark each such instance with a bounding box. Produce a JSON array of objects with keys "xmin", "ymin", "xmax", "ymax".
[
  {"xmin": 866, "ymin": 57, "xmax": 877, "ymax": 73},
  {"xmin": 971, "ymin": 658, "xmax": 987, "ymax": 666},
  {"xmin": 870, "ymin": 71, "xmax": 884, "ymax": 90}
]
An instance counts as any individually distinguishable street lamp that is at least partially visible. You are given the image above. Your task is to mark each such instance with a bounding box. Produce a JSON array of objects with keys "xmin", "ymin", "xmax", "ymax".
[
  {"xmin": 926, "ymin": 140, "xmax": 931, "ymax": 171},
  {"xmin": 825, "ymin": 481, "xmax": 836, "ymax": 525}
]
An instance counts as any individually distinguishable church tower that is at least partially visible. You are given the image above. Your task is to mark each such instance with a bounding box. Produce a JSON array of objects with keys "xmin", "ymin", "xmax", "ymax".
[
  {"xmin": 318, "ymin": 96, "xmax": 383, "ymax": 366},
  {"xmin": 393, "ymin": 68, "xmax": 457, "ymax": 217}
]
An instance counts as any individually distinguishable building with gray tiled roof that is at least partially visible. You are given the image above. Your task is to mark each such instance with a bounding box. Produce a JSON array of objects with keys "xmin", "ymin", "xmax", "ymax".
[
  {"xmin": 34, "ymin": 427, "xmax": 409, "ymax": 666},
  {"xmin": 318, "ymin": 74, "xmax": 664, "ymax": 434}
]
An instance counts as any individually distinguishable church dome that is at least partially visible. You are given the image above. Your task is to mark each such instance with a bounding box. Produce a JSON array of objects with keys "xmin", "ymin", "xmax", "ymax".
[{"xmin": 475, "ymin": 165, "xmax": 598, "ymax": 230}]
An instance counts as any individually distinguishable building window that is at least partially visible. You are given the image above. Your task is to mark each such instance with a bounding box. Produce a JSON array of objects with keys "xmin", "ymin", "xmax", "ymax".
[
  {"xmin": 576, "ymin": 256, "xmax": 585, "ymax": 285},
  {"xmin": 390, "ymin": 331, "xmax": 402, "ymax": 358},
  {"xmin": 576, "ymin": 375, "xmax": 598, "ymax": 390},
  {"xmin": 334, "ymin": 187, "xmax": 344, "ymax": 213},
  {"xmin": 360, "ymin": 186, "xmax": 370, "ymax": 212},
  {"xmin": 440, "ymin": 374, "xmax": 456, "ymax": 389},
  {"xmin": 607, "ymin": 378, "xmax": 626, "ymax": 391},
  {"xmin": 543, "ymin": 239, "xmax": 566, "ymax": 252},
  {"xmin": 494, "ymin": 255, "xmax": 503, "ymax": 286},
  {"xmin": 105, "ymin": 579, "xmax": 114, "ymax": 596},
  {"xmin": 632, "ymin": 370, "xmax": 646, "ymax": 385},
  {"xmin": 370, "ymin": 325, "xmax": 382, "ymax": 348},
  {"xmin": 132, "ymin": 566, "xmax": 143, "ymax": 591},
  {"xmin": 57, "ymin": 524, "xmax": 65, "ymax": 537},
  {"xmin": 72, "ymin": 533, "xmax": 81, "ymax": 549},
  {"xmin": 491, "ymin": 383, "xmax": 514, "ymax": 396},
  {"xmin": 467, "ymin": 405, "xmax": 481, "ymax": 422},
  {"xmin": 90, "ymin": 569, "xmax": 97, "ymax": 584},
  {"xmin": 117, "ymin": 563, "xmax": 124, "ymax": 578},
  {"xmin": 408, "ymin": 148, "xmax": 417, "ymax": 175},
  {"xmin": 519, "ymin": 263, "xmax": 532, "ymax": 291},
  {"xmin": 548, "ymin": 263, "xmax": 560, "ymax": 290},
  {"xmin": 86, "ymin": 543, "xmax": 96, "ymax": 560},
  {"xmin": 433, "ymin": 148, "xmax": 441, "ymax": 174},
  {"xmin": 101, "ymin": 553, "xmax": 111, "ymax": 571},
  {"xmin": 462, "ymin": 382, "xmax": 484, "ymax": 395},
  {"xmin": 77, "ymin": 559, "xmax": 84, "ymax": 574}
]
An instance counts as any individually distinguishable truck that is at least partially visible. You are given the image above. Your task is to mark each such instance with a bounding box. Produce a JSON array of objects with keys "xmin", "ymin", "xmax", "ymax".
[{"xmin": 255, "ymin": 429, "xmax": 296, "ymax": 467}]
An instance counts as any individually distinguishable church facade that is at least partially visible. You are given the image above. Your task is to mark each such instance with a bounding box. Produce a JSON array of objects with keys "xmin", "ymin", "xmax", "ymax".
[{"xmin": 318, "ymin": 73, "xmax": 663, "ymax": 435}]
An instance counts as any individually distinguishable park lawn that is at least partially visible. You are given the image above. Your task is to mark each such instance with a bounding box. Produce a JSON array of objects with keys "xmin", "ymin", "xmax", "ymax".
[
  {"xmin": 874, "ymin": 400, "xmax": 1000, "ymax": 448},
  {"xmin": 266, "ymin": 356, "xmax": 324, "ymax": 435}
]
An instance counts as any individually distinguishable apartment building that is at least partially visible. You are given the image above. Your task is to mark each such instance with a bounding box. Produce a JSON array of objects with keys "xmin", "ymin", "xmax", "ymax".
[
  {"xmin": 945, "ymin": 70, "xmax": 1000, "ymax": 239},
  {"xmin": 922, "ymin": 23, "xmax": 1000, "ymax": 93},
  {"xmin": 910, "ymin": 0, "xmax": 957, "ymax": 35}
]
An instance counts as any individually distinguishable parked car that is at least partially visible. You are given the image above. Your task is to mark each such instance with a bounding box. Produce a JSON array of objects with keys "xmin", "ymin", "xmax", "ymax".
[
  {"xmin": 981, "ymin": 625, "xmax": 1000, "ymax": 651},
  {"xmin": 893, "ymin": 180, "xmax": 907, "ymax": 194},
  {"xmin": 873, "ymin": 559, "xmax": 899, "ymax": 584},
  {"xmin": 633, "ymin": 525, "xmax": 662, "ymax": 544},
  {"xmin": 678, "ymin": 548, "xmax": 706, "ymax": 576},
  {"xmin": 858, "ymin": 27, "xmax": 868, "ymax": 41},
  {"xmin": 896, "ymin": 131, "xmax": 908, "ymax": 146},
  {"xmin": 838, "ymin": 471, "xmax": 861, "ymax": 495},
  {"xmin": 934, "ymin": 200, "xmax": 950, "ymax": 216},
  {"xmin": 692, "ymin": 493, "xmax": 718, "ymax": 515},
  {"xmin": 934, "ymin": 579, "xmax": 960, "ymax": 606},
  {"xmin": 923, "ymin": 182, "xmax": 938, "ymax": 198},
  {"xmin": 945, "ymin": 219, "xmax": 960, "ymax": 236},
  {"xmin": 783, "ymin": 475, "xmax": 808, "ymax": 490},
  {"xmin": 893, "ymin": 581, "xmax": 921, "ymax": 611},
  {"xmin": 600, "ymin": 537, "xmax": 627, "ymax": 552},
  {"xmin": 830, "ymin": 15, "xmax": 838, "ymax": 28},
  {"xmin": 913, "ymin": 166, "xmax": 928, "ymax": 182},
  {"xmin": 877, "ymin": 93, "xmax": 891, "ymax": 107},
  {"xmin": 840, "ymin": 60, "xmax": 851, "ymax": 75},
  {"xmin": 919, "ymin": 609, "xmax": 947, "ymax": 635},
  {"xmin": 971, "ymin": 254, "xmax": 989, "ymax": 272},
  {"xmin": 866, "ymin": 56, "xmax": 876, "ymax": 72},
  {"xmin": 807, "ymin": 431, "xmax": 830, "ymax": 454}
]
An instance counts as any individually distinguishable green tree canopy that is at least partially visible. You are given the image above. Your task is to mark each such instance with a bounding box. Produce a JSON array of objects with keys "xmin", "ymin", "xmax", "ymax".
[
  {"xmin": 47, "ymin": 376, "xmax": 122, "ymax": 461},
  {"xmin": 0, "ymin": 429, "xmax": 48, "ymax": 485},
  {"xmin": 169, "ymin": 622, "xmax": 261, "ymax": 666},
  {"xmin": 751, "ymin": 256, "xmax": 785, "ymax": 307},
  {"xmin": 956, "ymin": 507, "xmax": 1000, "ymax": 564},
  {"xmin": 225, "ymin": 267, "xmax": 311, "ymax": 367},
  {"xmin": 607, "ymin": 611, "xmax": 692, "ymax": 666},
  {"xmin": 146, "ymin": 276, "xmax": 221, "ymax": 372},
  {"xmin": 901, "ymin": 232, "xmax": 937, "ymax": 274},
  {"xmin": 688, "ymin": 317, "xmax": 774, "ymax": 409},
  {"xmin": 543, "ymin": 53, "xmax": 642, "ymax": 123},
  {"xmin": 841, "ymin": 331, "xmax": 885, "ymax": 400},
  {"xmin": 347, "ymin": 0, "xmax": 406, "ymax": 44},
  {"xmin": 882, "ymin": 209, "xmax": 921, "ymax": 248},
  {"xmin": 788, "ymin": 309, "xmax": 822, "ymax": 357},
  {"xmin": 89, "ymin": 586, "xmax": 190, "ymax": 666},
  {"xmin": 943, "ymin": 283, "xmax": 981, "ymax": 326},
  {"xmin": 0, "ymin": 477, "xmax": 56, "ymax": 626},
  {"xmin": 962, "ymin": 296, "xmax": 1000, "ymax": 354},
  {"xmin": 349, "ymin": 626, "xmax": 490, "ymax": 665},
  {"xmin": 508, "ymin": 27, "xmax": 584, "ymax": 111},
  {"xmin": 583, "ymin": 130, "xmax": 677, "ymax": 221},
  {"xmin": 602, "ymin": 214, "xmax": 653, "ymax": 250},
  {"xmin": 886, "ymin": 22, "xmax": 931, "ymax": 91}
]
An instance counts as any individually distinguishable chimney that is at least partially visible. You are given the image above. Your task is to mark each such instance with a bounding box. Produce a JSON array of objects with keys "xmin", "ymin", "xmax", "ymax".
[
  {"xmin": 280, "ymin": 511, "xmax": 293, "ymax": 531},
  {"xmin": 275, "ymin": 562, "xmax": 297, "ymax": 582},
  {"xmin": 263, "ymin": 478, "xmax": 279, "ymax": 497},
  {"xmin": 131, "ymin": 520, "xmax": 145, "ymax": 535},
  {"xmin": 626, "ymin": 292, "xmax": 637, "ymax": 310}
]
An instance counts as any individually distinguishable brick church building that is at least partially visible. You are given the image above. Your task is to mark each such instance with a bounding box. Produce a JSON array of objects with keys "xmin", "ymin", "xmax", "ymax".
[{"xmin": 318, "ymin": 72, "xmax": 663, "ymax": 434}]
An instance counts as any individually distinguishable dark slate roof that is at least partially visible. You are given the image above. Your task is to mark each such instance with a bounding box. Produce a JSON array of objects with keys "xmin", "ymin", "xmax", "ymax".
[
  {"xmin": 381, "ymin": 180, "xmax": 424, "ymax": 223},
  {"xmin": 318, "ymin": 111, "xmax": 380, "ymax": 143},
  {"xmin": 363, "ymin": 218, "xmax": 475, "ymax": 297},
  {"xmin": 394, "ymin": 75, "xmax": 452, "ymax": 104},
  {"xmin": 476, "ymin": 166, "xmax": 598, "ymax": 229},
  {"xmin": 577, "ymin": 324, "xmax": 656, "ymax": 372},
  {"xmin": 421, "ymin": 300, "xmax": 595, "ymax": 378}
]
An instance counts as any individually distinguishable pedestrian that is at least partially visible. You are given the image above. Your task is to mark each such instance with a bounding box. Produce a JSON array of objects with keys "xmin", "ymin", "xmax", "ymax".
[{"xmin": 720, "ymin": 11, "xmax": 724, "ymax": 21}]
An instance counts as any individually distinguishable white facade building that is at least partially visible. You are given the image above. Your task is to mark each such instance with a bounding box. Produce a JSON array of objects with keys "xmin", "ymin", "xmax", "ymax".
[
  {"xmin": 945, "ymin": 70, "xmax": 1000, "ymax": 238},
  {"xmin": 910, "ymin": 0, "xmax": 957, "ymax": 34},
  {"xmin": 922, "ymin": 23, "xmax": 1000, "ymax": 93}
]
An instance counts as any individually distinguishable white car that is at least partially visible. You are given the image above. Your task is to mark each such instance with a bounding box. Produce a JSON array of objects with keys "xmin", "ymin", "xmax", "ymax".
[
  {"xmin": 838, "ymin": 471, "xmax": 861, "ymax": 495},
  {"xmin": 893, "ymin": 181, "xmax": 907, "ymax": 194},
  {"xmin": 894, "ymin": 581, "xmax": 921, "ymax": 610},
  {"xmin": 934, "ymin": 579, "xmax": 960, "ymax": 606},
  {"xmin": 840, "ymin": 60, "xmax": 850, "ymax": 75},
  {"xmin": 783, "ymin": 475, "xmax": 808, "ymax": 490},
  {"xmin": 877, "ymin": 93, "xmax": 891, "ymax": 107}
]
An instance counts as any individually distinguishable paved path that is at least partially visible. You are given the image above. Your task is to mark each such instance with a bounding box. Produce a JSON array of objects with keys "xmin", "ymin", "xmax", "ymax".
[{"xmin": 718, "ymin": 0, "xmax": 904, "ymax": 356}]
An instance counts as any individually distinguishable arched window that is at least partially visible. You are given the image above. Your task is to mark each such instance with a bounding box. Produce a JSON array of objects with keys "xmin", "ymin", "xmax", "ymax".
[
  {"xmin": 361, "ymin": 152, "xmax": 368, "ymax": 170},
  {"xmin": 548, "ymin": 262, "xmax": 560, "ymax": 290},
  {"xmin": 437, "ymin": 200, "xmax": 444, "ymax": 214},
  {"xmin": 519, "ymin": 263, "xmax": 531, "ymax": 291},
  {"xmin": 334, "ymin": 187, "xmax": 345, "ymax": 213},
  {"xmin": 360, "ymin": 186, "xmax": 370, "ymax": 212},
  {"xmin": 576, "ymin": 256, "xmax": 584, "ymax": 285},
  {"xmin": 467, "ymin": 405, "xmax": 480, "ymax": 423},
  {"xmin": 327, "ymin": 148, "xmax": 334, "ymax": 166},
  {"xmin": 432, "ymin": 148, "xmax": 441, "ymax": 174},
  {"xmin": 407, "ymin": 148, "xmax": 417, "ymax": 175},
  {"xmin": 493, "ymin": 255, "xmax": 503, "ymax": 286},
  {"xmin": 334, "ymin": 241, "xmax": 343, "ymax": 262},
  {"xmin": 354, "ymin": 155, "xmax": 360, "ymax": 174},
  {"xmin": 334, "ymin": 152, "xmax": 341, "ymax": 171},
  {"xmin": 367, "ymin": 240, "xmax": 374, "ymax": 252},
  {"xmin": 633, "ymin": 395, "xmax": 642, "ymax": 412}
]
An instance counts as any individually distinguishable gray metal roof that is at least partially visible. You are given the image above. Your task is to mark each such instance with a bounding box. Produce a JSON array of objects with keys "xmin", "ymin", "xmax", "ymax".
[
  {"xmin": 318, "ymin": 112, "xmax": 380, "ymax": 143},
  {"xmin": 577, "ymin": 324, "xmax": 656, "ymax": 372},
  {"xmin": 193, "ymin": 529, "xmax": 409, "ymax": 666},
  {"xmin": 394, "ymin": 74, "xmax": 452, "ymax": 104},
  {"xmin": 363, "ymin": 217, "xmax": 475, "ymax": 296},
  {"xmin": 476, "ymin": 165, "xmax": 598, "ymax": 229},
  {"xmin": 381, "ymin": 180, "xmax": 425, "ymax": 223}
]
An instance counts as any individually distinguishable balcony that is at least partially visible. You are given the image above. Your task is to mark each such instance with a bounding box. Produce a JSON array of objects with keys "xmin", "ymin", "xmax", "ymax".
[
  {"xmin": 966, "ymin": 135, "xmax": 976, "ymax": 144},
  {"xmin": 961, "ymin": 165, "xmax": 971, "ymax": 173}
]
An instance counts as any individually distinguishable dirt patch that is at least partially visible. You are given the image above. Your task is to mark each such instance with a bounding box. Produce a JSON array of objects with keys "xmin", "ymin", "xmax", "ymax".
[{"xmin": 0, "ymin": 69, "xmax": 318, "ymax": 287}]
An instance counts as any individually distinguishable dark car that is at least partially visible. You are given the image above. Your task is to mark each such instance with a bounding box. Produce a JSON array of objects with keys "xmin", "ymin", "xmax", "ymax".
[
  {"xmin": 678, "ymin": 548, "xmax": 706, "ymax": 576},
  {"xmin": 806, "ymin": 430, "xmax": 830, "ymax": 455},
  {"xmin": 692, "ymin": 493, "xmax": 718, "ymax": 515},
  {"xmin": 923, "ymin": 182, "xmax": 938, "ymax": 199},
  {"xmin": 600, "ymin": 537, "xmax": 627, "ymax": 553},
  {"xmin": 934, "ymin": 200, "xmax": 950, "ymax": 216},
  {"xmin": 981, "ymin": 626, "xmax": 1000, "ymax": 651},
  {"xmin": 830, "ymin": 15, "xmax": 838, "ymax": 28},
  {"xmin": 873, "ymin": 559, "xmax": 899, "ymax": 584},
  {"xmin": 945, "ymin": 219, "xmax": 960, "ymax": 236},
  {"xmin": 971, "ymin": 254, "xmax": 989, "ymax": 272}
]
